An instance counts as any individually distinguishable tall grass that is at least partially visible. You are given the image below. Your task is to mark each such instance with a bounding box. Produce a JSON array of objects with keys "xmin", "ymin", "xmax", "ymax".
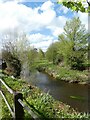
[{"xmin": 0, "ymin": 94, "xmax": 2, "ymax": 119}]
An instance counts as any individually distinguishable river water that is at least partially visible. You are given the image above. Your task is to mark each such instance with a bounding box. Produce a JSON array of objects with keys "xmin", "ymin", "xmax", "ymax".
[{"xmin": 25, "ymin": 71, "xmax": 90, "ymax": 113}]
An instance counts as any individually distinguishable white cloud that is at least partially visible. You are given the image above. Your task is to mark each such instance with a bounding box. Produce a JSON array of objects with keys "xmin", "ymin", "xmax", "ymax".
[
  {"xmin": 0, "ymin": 1, "xmax": 88, "ymax": 51},
  {"xmin": 30, "ymin": 40, "xmax": 53, "ymax": 52},
  {"xmin": 74, "ymin": 11, "xmax": 88, "ymax": 30},
  {"xmin": 27, "ymin": 33, "xmax": 54, "ymax": 51},
  {"xmin": 0, "ymin": 1, "xmax": 67, "ymax": 37},
  {"xmin": 0, "ymin": 2, "xmax": 32, "ymax": 32},
  {"xmin": 78, "ymin": 12, "xmax": 88, "ymax": 30},
  {"xmin": 53, "ymin": 27, "xmax": 64, "ymax": 36},
  {"xmin": 0, "ymin": 0, "xmax": 27, "ymax": 3},
  {"xmin": 59, "ymin": 5, "xmax": 69, "ymax": 14},
  {"xmin": 1, "ymin": 1, "xmax": 68, "ymax": 31},
  {"xmin": 28, "ymin": 33, "xmax": 53, "ymax": 43},
  {"xmin": 0, "ymin": 1, "xmax": 57, "ymax": 33},
  {"xmin": 41, "ymin": 1, "xmax": 54, "ymax": 11},
  {"xmin": 46, "ymin": 16, "xmax": 68, "ymax": 37}
]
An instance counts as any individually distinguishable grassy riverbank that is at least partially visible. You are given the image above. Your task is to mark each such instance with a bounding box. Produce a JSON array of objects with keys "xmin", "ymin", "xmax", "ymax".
[
  {"xmin": 0, "ymin": 94, "xmax": 2, "ymax": 119},
  {"xmin": 35, "ymin": 60, "xmax": 89, "ymax": 84},
  {"xmin": 0, "ymin": 71, "xmax": 89, "ymax": 119},
  {"xmin": 0, "ymin": 70, "xmax": 2, "ymax": 119}
]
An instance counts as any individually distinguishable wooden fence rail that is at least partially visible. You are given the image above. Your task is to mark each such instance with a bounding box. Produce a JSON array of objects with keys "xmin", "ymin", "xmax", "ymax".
[
  {"xmin": 0, "ymin": 90, "xmax": 14, "ymax": 118},
  {"xmin": 0, "ymin": 78, "xmax": 41, "ymax": 120}
]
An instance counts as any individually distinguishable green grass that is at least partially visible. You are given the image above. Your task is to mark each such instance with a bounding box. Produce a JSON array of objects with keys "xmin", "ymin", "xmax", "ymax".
[
  {"xmin": 0, "ymin": 94, "xmax": 2, "ymax": 119},
  {"xmin": 0, "ymin": 74, "xmax": 89, "ymax": 119},
  {"xmin": 0, "ymin": 70, "xmax": 2, "ymax": 119},
  {"xmin": 35, "ymin": 61, "xmax": 89, "ymax": 83}
]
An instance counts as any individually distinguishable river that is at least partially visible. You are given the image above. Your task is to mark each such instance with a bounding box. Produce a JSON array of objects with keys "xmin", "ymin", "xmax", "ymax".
[{"xmin": 24, "ymin": 71, "xmax": 90, "ymax": 113}]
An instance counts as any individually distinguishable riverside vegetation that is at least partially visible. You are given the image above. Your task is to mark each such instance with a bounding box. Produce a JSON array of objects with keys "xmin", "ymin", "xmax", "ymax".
[
  {"xmin": 2, "ymin": 17, "xmax": 89, "ymax": 84},
  {"xmin": 0, "ymin": 94, "xmax": 2, "ymax": 119},
  {"xmin": 0, "ymin": 70, "xmax": 90, "ymax": 119},
  {"xmin": 0, "ymin": 17, "xmax": 90, "ymax": 119},
  {"xmin": 35, "ymin": 60, "xmax": 89, "ymax": 84}
]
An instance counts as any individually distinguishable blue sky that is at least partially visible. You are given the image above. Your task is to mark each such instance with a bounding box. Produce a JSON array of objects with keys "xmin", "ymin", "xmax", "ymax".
[{"xmin": 0, "ymin": 0, "xmax": 88, "ymax": 51}]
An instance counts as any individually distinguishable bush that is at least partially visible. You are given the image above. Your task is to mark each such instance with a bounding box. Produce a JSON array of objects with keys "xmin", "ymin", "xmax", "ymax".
[
  {"xmin": 2, "ymin": 50, "xmax": 21, "ymax": 77},
  {"xmin": 54, "ymin": 54, "xmax": 63, "ymax": 65},
  {"xmin": 66, "ymin": 51, "xmax": 86, "ymax": 71}
]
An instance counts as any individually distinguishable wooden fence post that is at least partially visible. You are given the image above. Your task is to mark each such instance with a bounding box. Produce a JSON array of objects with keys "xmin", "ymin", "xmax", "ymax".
[{"xmin": 14, "ymin": 92, "xmax": 24, "ymax": 120}]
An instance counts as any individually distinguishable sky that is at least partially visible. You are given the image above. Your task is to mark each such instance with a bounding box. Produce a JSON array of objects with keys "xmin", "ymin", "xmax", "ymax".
[{"xmin": 0, "ymin": 0, "xmax": 88, "ymax": 51}]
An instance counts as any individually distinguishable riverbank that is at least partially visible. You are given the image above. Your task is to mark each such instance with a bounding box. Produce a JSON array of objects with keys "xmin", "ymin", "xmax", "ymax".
[
  {"xmin": 0, "ymin": 94, "xmax": 2, "ymax": 119},
  {"xmin": 0, "ymin": 70, "xmax": 2, "ymax": 119},
  {"xmin": 0, "ymin": 72, "xmax": 89, "ymax": 119},
  {"xmin": 35, "ymin": 61, "xmax": 89, "ymax": 85}
]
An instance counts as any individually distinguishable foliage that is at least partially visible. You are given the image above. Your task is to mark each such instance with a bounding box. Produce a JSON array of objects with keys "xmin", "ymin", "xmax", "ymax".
[
  {"xmin": 16, "ymin": 36, "xmax": 38, "ymax": 72},
  {"xmin": 57, "ymin": 0, "xmax": 90, "ymax": 13},
  {"xmin": 27, "ymin": 48, "xmax": 38, "ymax": 69},
  {"xmin": 1, "ymin": 31, "xmax": 38, "ymax": 76},
  {"xmin": 38, "ymin": 49, "xmax": 45, "ymax": 60},
  {"xmin": 34, "ymin": 60, "xmax": 52, "ymax": 71},
  {"xmin": 45, "ymin": 17, "xmax": 88, "ymax": 70},
  {"xmin": 54, "ymin": 53, "xmax": 63, "ymax": 65},
  {"xmin": 2, "ymin": 50, "xmax": 21, "ymax": 77},
  {"xmin": 0, "ymin": 73, "xmax": 27, "ymax": 119},
  {"xmin": 36, "ymin": 61, "xmax": 89, "ymax": 83},
  {"xmin": 66, "ymin": 51, "xmax": 86, "ymax": 70},
  {"xmin": 46, "ymin": 42, "xmax": 62, "ymax": 64},
  {"xmin": 24, "ymin": 83, "xmax": 89, "ymax": 119},
  {"xmin": 0, "ymin": 94, "xmax": 2, "ymax": 119},
  {"xmin": 58, "ymin": 17, "xmax": 88, "ymax": 70},
  {"xmin": 1, "ymin": 32, "xmax": 29, "ymax": 77},
  {"xmin": 0, "ymin": 72, "xmax": 89, "ymax": 119},
  {"xmin": 59, "ymin": 17, "xmax": 88, "ymax": 51}
]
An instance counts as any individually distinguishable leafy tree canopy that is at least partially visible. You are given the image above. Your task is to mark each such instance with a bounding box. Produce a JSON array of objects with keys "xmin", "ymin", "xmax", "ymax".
[
  {"xmin": 38, "ymin": 49, "xmax": 45, "ymax": 60},
  {"xmin": 58, "ymin": 17, "xmax": 89, "ymax": 70},
  {"xmin": 57, "ymin": 0, "xmax": 90, "ymax": 13},
  {"xmin": 58, "ymin": 17, "xmax": 88, "ymax": 51},
  {"xmin": 46, "ymin": 43, "xmax": 58, "ymax": 64}
]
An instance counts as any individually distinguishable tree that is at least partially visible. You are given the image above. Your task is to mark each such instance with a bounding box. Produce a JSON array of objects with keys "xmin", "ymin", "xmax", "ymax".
[
  {"xmin": 67, "ymin": 51, "xmax": 86, "ymax": 70},
  {"xmin": 64, "ymin": 17, "xmax": 88, "ymax": 50},
  {"xmin": 1, "ymin": 30, "xmax": 30, "ymax": 77},
  {"xmin": 2, "ymin": 49, "xmax": 21, "ymax": 77},
  {"xmin": 46, "ymin": 42, "xmax": 63, "ymax": 64},
  {"xmin": 58, "ymin": 17, "xmax": 89, "ymax": 70},
  {"xmin": 27, "ymin": 48, "xmax": 38, "ymax": 70},
  {"xmin": 38, "ymin": 49, "xmax": 45, "ymax": 60},
  {"xmin": 58, "ymin": 17, "xmax": 88, "ymax": 51},
  {"xmin": 57, "ymin": 0, "xmax": 90, "ymax": 13}
]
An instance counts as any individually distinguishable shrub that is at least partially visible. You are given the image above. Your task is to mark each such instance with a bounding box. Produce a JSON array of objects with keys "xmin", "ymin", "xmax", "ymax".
[
  {"xmin": 66, "ymin": 51, "xmax": 85, "ymax": 71},
  {"xmin": 2, "ymin": 50, "xmax": 21, "ymax": 77}
]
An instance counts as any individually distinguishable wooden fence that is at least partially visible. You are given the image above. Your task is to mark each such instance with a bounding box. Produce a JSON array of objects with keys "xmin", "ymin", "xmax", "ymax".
[{"xmin": 0, "ymin": 78, "xmax": 41, "ymax": 120}]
